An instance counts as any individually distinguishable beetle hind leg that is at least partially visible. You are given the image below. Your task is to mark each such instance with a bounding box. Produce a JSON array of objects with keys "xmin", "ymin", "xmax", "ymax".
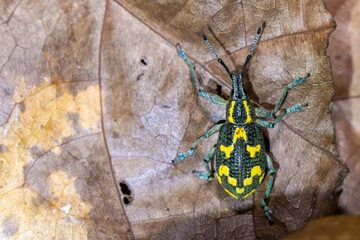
[
  {"xmin": 192, "ymin": 147, "xmax": 216, "ymax": 181},
  {"xmin": 262, "ymin": 154, "xmax": 276, "ymax": 224}
]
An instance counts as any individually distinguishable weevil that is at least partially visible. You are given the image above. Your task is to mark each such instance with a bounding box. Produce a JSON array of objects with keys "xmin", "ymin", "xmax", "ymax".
[{"xmin": 172, "ymin": 27, "xmax": 310, "ymax": 223}]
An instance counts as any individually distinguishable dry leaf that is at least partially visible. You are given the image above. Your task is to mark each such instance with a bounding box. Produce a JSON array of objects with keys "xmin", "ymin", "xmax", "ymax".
[
  {"xmin": 0, "ymin": 0, "xmax": 348, "ymax": 239},
  {"xmin": 325, "ymin": 0, "xmax": 360, "ymax": 215},
  {"xmin": 282, "ymin": 215, "xmax": 360, "ymax": 240}
]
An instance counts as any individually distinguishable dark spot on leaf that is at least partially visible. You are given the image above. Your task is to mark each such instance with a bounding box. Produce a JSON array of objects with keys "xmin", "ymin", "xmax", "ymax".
[
  {"xmin": 28, "ymin": 146, "xmax": 43, "ymax": 158},
  {"xmin": 136, "ymin": 72, "xmax": 144, "ymax": 81},
  {"xmin": 111, "ymin": 131, "xmax": 120, "ymax": 139},
  {"xmin": 335, "ymin": 55, "xmax": 341, "ymax": 60},
  {"xmin": 140, "ymin": 57, "xmax": 148, "ymax": 66},
  {"xmin": 3, "ymin": 88, "xmax": 11, "ymax": 96},
  {"xmin": 119, "ymin": 181, "xmax": 131, "ymax": 195},
  {"xmin": 160, "ymin": 103, "xmax": 171, "ymax": 109},
  {"xmin": 0, "ymin": 144, "xmax": 7, "ymax": 153},
  {"xmin": 119, "ymin": 180, "xmax": 133, "ymax": 205},
  {"xmin": 18, "ymin": 101, "xmax": 26, "ymax": 112}
]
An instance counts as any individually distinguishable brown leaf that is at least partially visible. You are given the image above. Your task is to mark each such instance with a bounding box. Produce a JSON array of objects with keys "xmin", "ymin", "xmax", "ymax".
[
  {"xmin": 325, "ymin": 0, "xmax": 360, "ymax": 215},
  {"xmin": 0, "ymin": 0, "xmax": 348, "ymax": 239},
  {"xmin": 0, "ymin": 1, "xmax": 132, "ymax": 239},
  {"xmin": 282, "ymin": 215, "xmax": 360, "ymax": 240}
]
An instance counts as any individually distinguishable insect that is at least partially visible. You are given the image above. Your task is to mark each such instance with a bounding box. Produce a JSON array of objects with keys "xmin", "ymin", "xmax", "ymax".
[{"xmin": 172, "ymin": 26, "xmax": 310, "ymax": 223}]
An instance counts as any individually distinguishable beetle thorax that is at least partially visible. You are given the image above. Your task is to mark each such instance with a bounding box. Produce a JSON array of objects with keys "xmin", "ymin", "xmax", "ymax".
[{"xmin": 226, "ymin": 99, "xmax": 255, "ymax": 125}]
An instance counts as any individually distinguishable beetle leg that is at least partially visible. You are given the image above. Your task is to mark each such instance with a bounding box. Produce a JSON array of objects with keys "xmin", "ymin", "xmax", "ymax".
[
  {"xmin": 176, "ymin": 43, "xmax": 227, "ymax": 105},
  {"xmin": 255, "ymin": 102, "xmax": 308, "ymax": 128},
  {"xmin": 262, "ymin": 154, "xmax": 276, "ymax": 224},
  {"xmin": 255, "ymin": 74, "xmax": 310, "ymax": 118},
  {"xmin": 255, "ymin": 109, "xmax": 285, "ymax": 128},
  {"xmin": 255, "ymin": 107, "xmax": 274, "ymax": 118},
  {"xmin": 272, "ymin": 74, "xmax": 310, "ymax": 113},
  {"xmin": 192, "ymin": 147, "xmax": 216, "ymax": 181},
  {"xmin": 172, "ymin": 123, "xmax": 223, "ymax": 163},
  {"xmin": 285, "ymin": 103, "xmax": 309, "ymax": 114}
]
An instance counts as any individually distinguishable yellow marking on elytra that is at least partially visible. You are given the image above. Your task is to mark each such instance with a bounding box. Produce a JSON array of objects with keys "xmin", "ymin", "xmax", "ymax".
[
  {"xmin": 243, "ymin": 165, "xmax": 262, "ymax": 186},
  {"xmin": 228, "ymin": 101, "xmax": 235, "ymax": 123},
  {"xmin": 251, "ymin": 166, "xmax": 262, "ymax": 176},
  {"xmin": 220, "ymin": 144, "xmax": 234, "ymax": 158},
  {"xmin": 225, "ymin": 188, "xmax": 238, "ymax": 199},
  {"xmin": 236, "ymin": 188, "xmax": 244, "ymax": 194},
  {"xmin": 220, "ymin": 127, "xmax": 247, "ymax": 158},
  {"xmin": 243, "ymin": 100, "xmax": 252, "ymax": 123},
  {"xmin": 244, "ymin": 177, "xmax": 253, "ymax": 186},
  {"xmin": 219, "ymin": 165, "xmax": 229, "ymax": 176},
  {"xmin": 216, "ymin": 173, "xmax": 222, "ymax": 184},
  {"xmin": 259, "ymin": 173, "xmax": 265, "ymax": 183},
  {"xmin": 247, "ymin": 145, "xmax": 261, "ymax": 158},
  {"xmin": 243, "ymin": 189, "xmax": 256, "ymax": 198},
  {"xmin": 234, "ymin": 127, "xmax": 247, "ymax": 142},
  {"xmin": 228, "ymin": 176, "xmax": 237, "ymax": 186}
]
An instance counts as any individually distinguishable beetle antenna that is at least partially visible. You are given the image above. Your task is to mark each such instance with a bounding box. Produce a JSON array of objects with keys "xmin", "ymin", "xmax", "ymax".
[
  {"xmin": 242, "ymin": 27, "xmax": 262, "ymax": 75},
  {"xmin": 202, "ymin": 34, "xmax": 231, "ymax": 77}
]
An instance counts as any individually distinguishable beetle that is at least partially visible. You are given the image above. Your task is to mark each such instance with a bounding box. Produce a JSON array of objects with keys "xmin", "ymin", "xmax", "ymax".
[{"xmin": 172, "ymin": 26, "xmax": 310, "ymax": 223}]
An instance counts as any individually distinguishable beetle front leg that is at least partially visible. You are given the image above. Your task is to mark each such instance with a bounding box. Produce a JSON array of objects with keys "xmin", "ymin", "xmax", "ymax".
[
  {"xmin": 176, "ymin": 44, "xmax": 227, "ymax": 105},
  {"xmin": 192, "ymin": 147, "xmax": 216, "ymax": 181},
  {"xmin": 263, "ymin": 154, "xmax": 276, "ymax": 224},
  {"xmin": 172, "ymin": 123, "xmax": 223, "ymax": 163}
]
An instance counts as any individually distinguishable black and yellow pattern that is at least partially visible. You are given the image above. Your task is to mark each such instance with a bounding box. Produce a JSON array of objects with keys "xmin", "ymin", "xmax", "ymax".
[
  {"xmin": 174, "ymin": 26, "xmax": 310, "ymax": 224},
  {"xmin": 215, "ymin": 112, "xmax": 267, "ymax": 199},
  {"xmin": 226, "ymin": 99, "xmax": 255, "ymax": 125}
]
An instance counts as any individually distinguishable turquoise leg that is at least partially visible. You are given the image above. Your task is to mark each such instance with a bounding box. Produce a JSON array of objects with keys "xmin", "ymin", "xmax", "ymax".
[
  {"xmin": 262, "ymin": 154, "xmax": 276, "ymax": 224},
  {"xmin": 255, "ymin": 102, "xmax": 308, "ymax": 128},
  {"xmin": 255, "ymin": 74, "xmax": 310, "ymax": 118},
  {"xmin": 176, "ymin": 44, "xmax": 227, "ymax": 105},
  {"xmin": 255, "ymin": 110, "xmax": 285, "ymax": 128},
  {"xmin": 193, "ymin": 147, "xmax": 216, "ymax": 181},
  {"xmin": 285, "ymin": 103, "xmax": 309, "ymax": 114},
  {"xmin": 172, "ymin": 124, "xmax": 223, "ymax": 163},
  {"xmin": 255, "ymin": 107, "xmax": 274, "ymax": 118},
  {"xmin": 273, "ymin": 74, "xmax": 310, "ymax": 113}
]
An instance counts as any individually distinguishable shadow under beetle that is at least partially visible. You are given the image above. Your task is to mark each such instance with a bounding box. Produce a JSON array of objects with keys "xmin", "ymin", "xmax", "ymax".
[{"xmin": 172, "ymin": 27, "xmax": 310, "ymax": 224}]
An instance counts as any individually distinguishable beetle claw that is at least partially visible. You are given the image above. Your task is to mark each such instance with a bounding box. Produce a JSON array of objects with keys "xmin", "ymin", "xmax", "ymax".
[
  {"xmin": 192, "ymin": 170, "xmax": 212, "ymax": 181},
  {"xmin": 263, "ymin": 206, "xmax": 274, "ymax": 224}
]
